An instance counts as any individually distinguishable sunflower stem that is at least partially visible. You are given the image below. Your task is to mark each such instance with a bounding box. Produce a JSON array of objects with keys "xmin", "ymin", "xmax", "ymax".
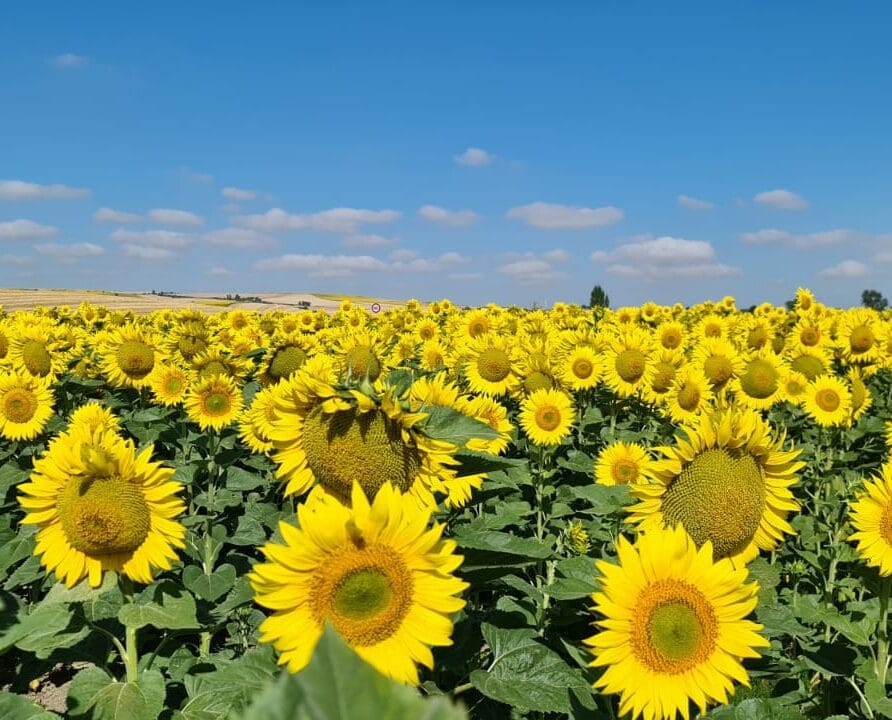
[
  {"xmin": 119, "ymin": 576, "xmax": 139, "ymax": 683},
  {"xmin": 877, "ymin": 576, "xmax": 891, "ymax": 686}
]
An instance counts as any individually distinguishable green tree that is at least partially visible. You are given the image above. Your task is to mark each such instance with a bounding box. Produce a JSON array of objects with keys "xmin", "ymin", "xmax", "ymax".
[
  {"xmin": 588, "ymin": 285, "xmax": 610, "ymax": 308},
  {"xmin": 861, "ymin": 288, "xmax": 888, "ymax": 311}
]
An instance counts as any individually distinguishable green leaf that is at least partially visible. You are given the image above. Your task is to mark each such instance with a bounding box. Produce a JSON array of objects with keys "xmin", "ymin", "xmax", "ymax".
[
  {"xmin": 0, "ymin": 690, "xmax": 63, "ymax": 719},
  {"xmin": 452, "ymin": 529, "xmax": 553, "ymax": 559},
  {"xmin": 229, "ymin": 515, "xmax": 267, "ymax": 546},
  {"xmin": 469, "ymin": 624, "xmax": 593, "ymax": 714},
  {"xmin": 42, "ymin": 572, "xmax": 124, "ymax": 622},
  {"xmin": 68, "ymin": 667, "xmax": 166, "ymax": 720},
  {"xmin": 452, "ymin": 451, "xmax": 525, "ymax": 477},
  {"xmin": 118, "ymin": 581, "xmax": 200, "ymax": 631},
  {"xmin": 179, "ymin": 648, "xmax": 278, "ymax": 719},
  {"xmin": 709, "ymin": 698, "xmax": 808, "ymax": 719},
  {"xmin": 0, "ymin": 524, "xmax": 37, "ymax": 575},
  {"xmin": 417, "ymin": 405, "xmax": 498, "ymax": 446},
  {"xmin": 864, "ymin": 679, "xmax": 892, "ymax": 718},
  {"xmin": 225, "ymin": 466, "xmax": 267, "ymax": 492},
  {"xmin": 549, "ymin": 556, "xmax": 598, "ymax": 600},
  {"xmin": 0, "ymin": 600, "xmax": 72, "ymax": 655},
  {"xmin": 183, "ymin": 564, "xmax": 237, "ymax": 602},
  {"xmin": 237, "ymin": 627, "xmax": 468, "ymax": 720}
]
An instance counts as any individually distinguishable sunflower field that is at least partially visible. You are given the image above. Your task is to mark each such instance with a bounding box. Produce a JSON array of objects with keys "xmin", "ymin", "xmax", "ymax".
[{"xmin": 1, "ymin": 289, "xmax": 892, "ymax": 720}]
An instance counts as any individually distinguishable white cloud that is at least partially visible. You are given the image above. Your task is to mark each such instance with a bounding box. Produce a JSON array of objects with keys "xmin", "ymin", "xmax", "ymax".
[
  {"xmin": 222, "ymin": 187, "xmax": 257, "ymax": 201},
  {"xmin": 418, "ymin": 204, "xmax": 477, "ymax": 227},
  {"xmin": 180, "ymin": 167, "xmax": 214, "ymax": 185},
  {"xmin": 542, "ymin": 249, "xmax": 571, "ymax": 263},
  {"xmin": 202, "ymin": 228, "xmax": 273, "ymax": 249},
  {"xmin": 235, "ymin": 207, "xmax": 401, "ymax": 234},
  {"xmin": 0, "ymin": 219, "xmax": 58, "ymax": 240},
  {"xmin": 390, "ymin": 252, "xmax": 469, "ymax": 273},
  {"xmin": 818, "ymin": 259, "xmax": 868, "ymax": 278},
  {"xmin": 495, "ymin": 251, "xmax": 570, "ymax": 284},
  {"xmin": 454, "ymin": 147, "xmax": 494, "ymax": 167},
  {"xmin": 34, "ymin": 242, "xmax": 104, "ymax": 260},
  {"xmin": 874, "ymin": 251, "xmax": 892, "ymax": 263},
  {"xmin": 590, "ymin": 236, "xmax": 739, "ymax": 278},
  {"xmin": 506, "ymin": 202, "xmax": 623, "ymax": 230},
  {"xmin": 389, "ymin": 248, "xmax": 420, "ymax": 261},
  {"xmin": 753, "ymin": 189, "xmax": 809, "ymax": 210},
  {"xmin": 208, "ymin": 266, "xmax": 235, "ymax": 277},
  {"xmin": 255, "ymin": 251, "xmax": 468, "ymax": 277},
  {"xmin": 55, "ymin": 53, "xmax": 87, "ymax": 68},
  {"xmin": 342, "ymin": 233, "xmax": 398, "ymax": 249},
  {"xmin": 94, "ymin": 207, "xmax": 142, "ymax": 224},
  {"xmin": 678, "ymin": 194, "xmax": 715, "ymax": 210},
  {"xmin": 148, "ymin": 208, "xmax": 204, "ymax": 227},
  {"xmin": 111, "ymin": 228, "xmax": 194, "ymax": 249},
  {"xmin": 740, "ymin": 228, "xmax": 859, "ymax": 248},
  {"xmin": 0, "ymin": 254, "xmax": 31, "ymax": 265},
  {"xmin": 0, "ymin": 180, "xmax": 90, "ymax": 201},
  {"xmin": 122, "ymin": 244, "xmax": 177, "ymax": 261},
  {"xmin": 449, "ymin": 272, "xmax": 482, "ymax": 281}
]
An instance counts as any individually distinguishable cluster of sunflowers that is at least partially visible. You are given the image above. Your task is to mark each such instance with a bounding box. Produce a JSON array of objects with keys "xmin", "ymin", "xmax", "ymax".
[{"xmin": 3, "ymin": 288, "xmax": 892, "ymax": 719}]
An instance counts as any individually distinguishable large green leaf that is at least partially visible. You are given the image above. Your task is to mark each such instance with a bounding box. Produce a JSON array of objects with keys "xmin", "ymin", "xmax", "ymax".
[
  {"xmin": 0, "ymin": 690, "xmax": 63, "ymax": 719},
  {"xmin": 178, "ymin": 648, "xmax": 278, "ymax": 719},
  {"xmin": 237, "ymin": 627, "xmax": 467, "ymax": 720},
  {"xmin": 452, "ymin": 529, "xmax": 553, "ymax": 559},
  {"xmin": 417, "ymin": 406, "xmax": 499, "ymax": 446},
  {"xmin": 68, "ymin": 667, "xmax": 166, "ymax": 720},
  {"xmin": 469, "ymin": 624, "xmax": 593, "ymax": 714},
  {"xmin": 118, "ymin": 581, "xmax": 199, "ymax": 631},
  {"xmin": 0, "ymin": 599, "xmax": 72, "ymax": 656}
]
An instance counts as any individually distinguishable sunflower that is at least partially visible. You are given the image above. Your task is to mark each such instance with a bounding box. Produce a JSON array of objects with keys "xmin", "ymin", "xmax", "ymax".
[
  {"xmin": 691, "ymin": 338, "xmax": 742, "ymax": 390},
  {"xmin": 728, "ymin": 349, "xmax": 785, "ymax": 410},
  {"xmin": 99, "ymin": 323, "xmax": 160, "ymax": 389},
  {"xmin": 585, "ymin": 524, "xmax": 768, "ymax": 720},
  {"xmin": 150, "ymin": 363, "xmax": 191, "ymax": 407},
  {"xmin": 68, "ymin": 402, "xmax": 122, "ymax": 437},
  {"xmin": 0, "ymin": 372, "xmax": 54, "ymax": 441},
  {"xmin": 185, "ymin": 374, "xmax": 244, "ymax": 431},
  {"xmin": 558, "ymin": 345, "xmax": 601, "ymax": 390},
  {"xmin": 461, "ymin": 333, "xmax": 520, "ymax": 397},
  {"xmin": 603, "ymin": 328, "xmax": 655, "ymax": 398},
  {"xmin": 249, "ymin": 482, "xmax": 468, "ymax": 684},
  {"xmin": 259, "ymin": 332, "xmax": 316, "ymax": 385},
  {"xmin": 785, "ymin": 345, "xmax": 831, "ymax": 381},
  {"xmin": 7, "ymin": 321, "xmax": 64, "ymax": 381},
  {"xmin": 419, "ymin": 340, "xmax": 450, "ymax": 372},
  {"xmin": 848, "ymin": 368, "xmax": 873, "ymax": 424},
  {"xmin": 802, "ymin": 375, "xmax": 851, "ymax": 427},
  {"xmin": 779, "ymin": 370, "xmax": 809, "ymax": 406},
  {"xmin": 268, "ymin": 358, "xmax": 464, "ymax": 508},
  {"xmin": 519, "ymin": 388, "xmax": 574, "ymax": 447},
  {"xmin": 663, "ymin": 367, "xmax": 714, "ymax": 424},
  {"xmin": 191, "ymin": 347, "xmax": 252, "ymax": 382},
  {"xmin": 655, "ymin": 321, "xmax": 685, "ymax": 352},
  {"xmin": 627, "ymin": 408, "xmax": 803, "ymax": 565},
  {"xmin": 644, "ymin": 348, "xmax": 683, "ymax": 404},
  {"xmin": 595, "ymin": 442, "xmax": 656, "ymax": 486},
  {"xmin": 836, "ymin": 308, "xmax": 882, "ymax": 365},
  {"xmin": 17, "ymin": 425, "xmax": 186, "ymax": 587},
  {"xmin": 849, "ymin": 463, "xmax": 892, "ymax": 576}
]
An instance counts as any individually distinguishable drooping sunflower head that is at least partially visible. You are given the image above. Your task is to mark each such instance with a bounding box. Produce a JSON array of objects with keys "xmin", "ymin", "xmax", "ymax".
[
  {"xmin": 0, "ymin": 371, "xmax": 54, "ymax": 441},
  {"xmin": 595, "ymin": 441, "xmax": 656, "ymax": 486},
  {"xmin": 185, "ymin": 374, "xmax": 244, "ymax": 431},
  {"xmin": 249, "ymin": 482, "xmax": 468, "ymax": 684},
  {"xmin": 18, "ymin": 426, "xmax": 186, "ymax": 587},
  {"xmin": 628, "ymin": 408, "xmax": 803, "ymax": 564},
  {"xmin": 267, "ymin": 363, "xmax": 461, "ymax": 508}
]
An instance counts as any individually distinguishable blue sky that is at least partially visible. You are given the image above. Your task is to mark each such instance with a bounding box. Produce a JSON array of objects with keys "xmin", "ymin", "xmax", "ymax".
[{"xmin": 2, "ymin": 1, "xmax": 891, "ymax": 308}]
